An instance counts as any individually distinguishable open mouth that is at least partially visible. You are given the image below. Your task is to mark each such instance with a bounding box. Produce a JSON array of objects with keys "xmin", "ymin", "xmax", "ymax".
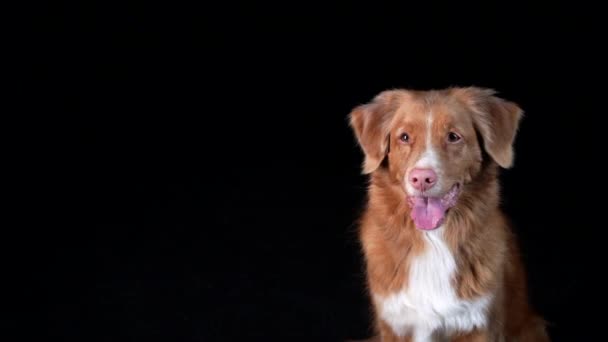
[{"xmin": 407, "ymin": 183, "xmax": 461, "ymax": 230}]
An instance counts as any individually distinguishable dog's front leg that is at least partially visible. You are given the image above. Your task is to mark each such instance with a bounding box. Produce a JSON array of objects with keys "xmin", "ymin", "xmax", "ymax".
[
  {"xmin": 376, "ymin": 320, "xmax": 414, "ymax": 342},
  {"xmin": 449, "ymin": 329, "xmax": 498, "ymax": 342}
]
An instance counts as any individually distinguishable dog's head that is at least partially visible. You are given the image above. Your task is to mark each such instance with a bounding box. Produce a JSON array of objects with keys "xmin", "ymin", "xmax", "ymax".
[{"xmin": 349, "ymin": 87, "xmax": 522, "ymax": 230}]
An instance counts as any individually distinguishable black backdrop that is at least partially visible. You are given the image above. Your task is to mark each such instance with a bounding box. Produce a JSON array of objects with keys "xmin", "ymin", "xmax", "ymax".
[{"xmin": 40, "ymin": 2, "xmax": 604, "ymax": 341}]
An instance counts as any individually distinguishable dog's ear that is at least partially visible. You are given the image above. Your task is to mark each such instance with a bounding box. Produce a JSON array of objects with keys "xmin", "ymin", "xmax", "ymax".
[
  {"xmin": 454, "ymin": 87, "xmax": 523, "ymax": 169},
  {"xmin": 349, "ymin": 90, "xmax": 407, "ymax": 174}
]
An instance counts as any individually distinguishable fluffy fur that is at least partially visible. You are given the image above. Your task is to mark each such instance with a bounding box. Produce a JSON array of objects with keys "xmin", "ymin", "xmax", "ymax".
[{"xmin": 349, "ymin": 87, "xmax": 548, "ymax": 341}]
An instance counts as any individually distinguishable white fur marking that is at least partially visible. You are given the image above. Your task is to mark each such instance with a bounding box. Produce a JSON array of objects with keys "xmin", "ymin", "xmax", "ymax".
[
  {"xmin": 406, "ymin": 111, "xmax": 444, "ymax": 196},
  {"xmin": 426, "ymin": 110, "xmax": 434, "ymax": 151},
  {"xmin": 376, "ymin": 229, "xmax": 492, "ymax": 340}
]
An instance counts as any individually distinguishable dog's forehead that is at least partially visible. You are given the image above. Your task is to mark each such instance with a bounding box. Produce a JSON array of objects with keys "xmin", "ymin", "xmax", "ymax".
[
  {"xmin": 429, "ymin": 101, "xmax": 471, "ymax": 125},
  {"xmin": 393, "ymin": 92, "xmax": 470, "ymax": 127},
  {"xmin": 394, "ymin": 98, "xmax": 428, "ymax": 123}
]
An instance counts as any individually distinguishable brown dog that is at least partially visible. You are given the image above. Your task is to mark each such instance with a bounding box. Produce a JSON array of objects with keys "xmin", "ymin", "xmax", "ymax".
[{"xmin": 348, "ymin": 87, "xmax": 548, "ymax": 341}]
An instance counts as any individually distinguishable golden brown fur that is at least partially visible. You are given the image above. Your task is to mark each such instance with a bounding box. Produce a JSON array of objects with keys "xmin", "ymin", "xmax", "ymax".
[{"xmin": 349, "ymin": 87, "xmax": 548, "ymax": 341}]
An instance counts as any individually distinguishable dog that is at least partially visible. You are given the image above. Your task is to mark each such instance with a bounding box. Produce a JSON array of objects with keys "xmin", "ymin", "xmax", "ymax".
[{"xmin": 348, "ymin": 87, "xmax": 548, "ymax": 341}]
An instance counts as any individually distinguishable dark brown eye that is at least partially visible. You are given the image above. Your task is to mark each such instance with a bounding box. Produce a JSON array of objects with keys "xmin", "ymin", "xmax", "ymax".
[
  {"xmin": 399, "ymin": 133, "xmax": 410, "ymax": 143},
  {"xmin": 447, "ymin": 132, "xmax": 461, "ymax": 143}
]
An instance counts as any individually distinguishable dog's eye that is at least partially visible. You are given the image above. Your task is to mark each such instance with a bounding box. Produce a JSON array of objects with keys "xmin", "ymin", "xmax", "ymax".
[
  {"xmin": 399, "ymin": 133, "xmax": 410, "ymax": 143},
  {"xmin": 447, "ymin": 132, "xmax": 462, "ymax": 143}
]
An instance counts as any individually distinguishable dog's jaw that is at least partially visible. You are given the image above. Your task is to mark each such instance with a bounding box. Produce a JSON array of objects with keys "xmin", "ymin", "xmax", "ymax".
[{"xmin": 407, "ymin": 184, "xmax": 461, "ymax": 230}]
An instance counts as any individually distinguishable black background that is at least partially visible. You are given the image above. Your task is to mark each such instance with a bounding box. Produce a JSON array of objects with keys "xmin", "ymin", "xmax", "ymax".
[{"xmin": 38, "ymin": 2, "xmax": 604, "ymax": 341}]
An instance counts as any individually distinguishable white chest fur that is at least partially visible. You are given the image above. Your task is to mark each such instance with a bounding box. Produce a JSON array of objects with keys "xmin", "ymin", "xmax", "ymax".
[{"xmin": 375, "ymin": 228, "xmax": 492, "ymax": 341}]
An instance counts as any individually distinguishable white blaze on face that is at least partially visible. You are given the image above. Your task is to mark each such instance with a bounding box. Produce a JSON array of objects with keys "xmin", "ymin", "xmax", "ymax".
[{"xmin": 405, "ymin": 110, "xmax": 443, "ymax": 197}]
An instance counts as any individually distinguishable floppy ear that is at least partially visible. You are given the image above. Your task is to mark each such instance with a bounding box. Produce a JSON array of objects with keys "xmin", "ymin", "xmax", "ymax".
[
  {"xmin": 348, "ymin": 90, "xmax": 407, "ymax": 174},
  {"xmin": 454, "ymin": 87, "xmax": 523, "ymax": 169}
]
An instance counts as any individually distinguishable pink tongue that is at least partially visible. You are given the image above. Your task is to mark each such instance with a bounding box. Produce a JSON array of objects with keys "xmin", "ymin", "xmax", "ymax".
[{"xmin": 409, "ymin": 197, "xmax": 447, "ymax": 230}]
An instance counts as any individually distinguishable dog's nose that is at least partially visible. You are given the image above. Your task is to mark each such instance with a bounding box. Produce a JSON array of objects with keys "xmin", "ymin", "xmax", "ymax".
[{"xmin": 409, "ymin": 168, "xmax": 437, "ymax": 191}]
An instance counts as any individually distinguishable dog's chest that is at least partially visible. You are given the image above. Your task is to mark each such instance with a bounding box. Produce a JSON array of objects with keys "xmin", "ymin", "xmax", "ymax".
[{"xmin": 376, "ymin": 229, "xmax": 491, "ymax": 340}]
